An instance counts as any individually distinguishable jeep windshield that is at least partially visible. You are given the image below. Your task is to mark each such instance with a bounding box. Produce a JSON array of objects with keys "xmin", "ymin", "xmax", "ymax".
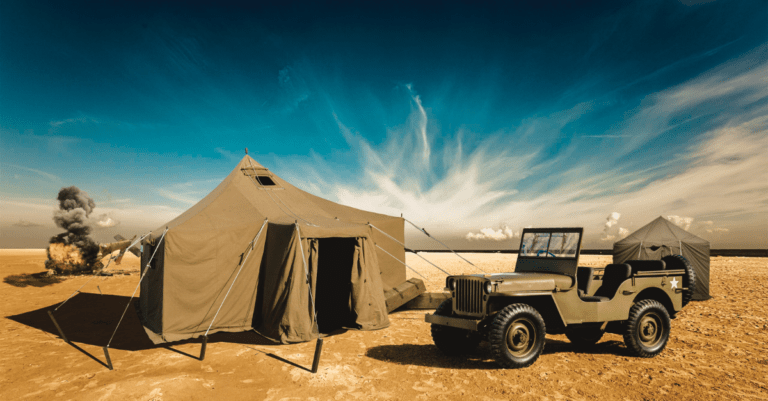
[{"xmin": 519, "ymin": 230, "xmax": 580, "ymax": 258}]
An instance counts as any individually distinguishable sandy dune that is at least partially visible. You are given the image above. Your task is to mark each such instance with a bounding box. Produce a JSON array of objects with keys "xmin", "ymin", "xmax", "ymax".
[{"xmin": 1, "ymin": 249, "xmax": 766, "ymax": 400}]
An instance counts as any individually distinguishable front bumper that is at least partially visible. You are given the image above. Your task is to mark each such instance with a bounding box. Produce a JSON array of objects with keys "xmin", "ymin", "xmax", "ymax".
[{"xmin": 425, "ymin": 313, "xmax": 479, "ymax": 331}]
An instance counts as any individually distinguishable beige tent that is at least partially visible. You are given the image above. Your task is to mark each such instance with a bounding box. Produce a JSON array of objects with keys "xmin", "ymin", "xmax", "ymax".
[
  {"xmin": 137, "ymin": 155, "xmax": 411, "ymax": 344},
  {"xmin": 613, "ymin": 216, "xmax": 711, "ymax": 301}
]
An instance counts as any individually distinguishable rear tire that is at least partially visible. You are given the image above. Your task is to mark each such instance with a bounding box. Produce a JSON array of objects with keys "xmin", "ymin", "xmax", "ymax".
[
  {"xmin": 489, "ymin": 304, "xmax": 546, "ymax": 368},
  {"xmin": 565, "ymin": 326, "xmax": 604, "ymax": 347},
  {"xmin": 430, "ymin": 300, "xmax": 481, "ymax": 356},
  {"xmin": 624, "ymin": 300, "xmax": 670, "ymax": 358},
  {"xmin": 662, "ymin": 255, "xmax": 696, "ymax": 307}
]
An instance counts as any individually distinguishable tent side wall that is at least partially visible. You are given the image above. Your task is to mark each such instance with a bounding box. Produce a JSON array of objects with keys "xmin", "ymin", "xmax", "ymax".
[
  {"xmin": 613, "ymin": 216, "xmax": 711, "ymax": 302},
  {"xmin": 367, "ymin": 217, "xmax": 406, "ymax": 290},
  {"xmin": 139, "ymin": 239, "xmax": 165, "ymax": 336},
  {"xmin": 612, "ymin": 242, "xmax": 641, "ymax": 265},
  {"xmin": 683, "ymin": 242, "xmax": 711, "ymax": 300}
]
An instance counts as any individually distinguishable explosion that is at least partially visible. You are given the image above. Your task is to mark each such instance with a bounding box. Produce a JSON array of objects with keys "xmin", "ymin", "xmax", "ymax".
[{"xmin": 45, "ymin": 186, "xmax": 100, "ymax": 274}]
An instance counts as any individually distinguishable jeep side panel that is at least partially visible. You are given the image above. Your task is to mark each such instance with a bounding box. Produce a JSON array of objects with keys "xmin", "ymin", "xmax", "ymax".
[{"xmin": 553, "ymin": 272, "xmax": 684, "ymax": 323}]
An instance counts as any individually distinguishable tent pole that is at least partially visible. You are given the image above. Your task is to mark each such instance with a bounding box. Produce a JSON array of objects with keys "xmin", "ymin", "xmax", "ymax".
[
  {"xmin": 101, "ymin": 228, "xmax": 168, "ymax": 371},
  {"xmin": 47, "ymin": 311, "xmax": 68, "ymax": 343},
  {"xmin": 311, "ymin": 338, "xmax": 324, "ymax": 373},
  {"xmin": 295, "ymin": 224, "xmax": 322, "ymax": 373}
]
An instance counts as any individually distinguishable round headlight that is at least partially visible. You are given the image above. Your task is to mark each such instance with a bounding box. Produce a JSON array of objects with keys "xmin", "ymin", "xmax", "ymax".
[
  {"xmin": 484, "ymin": 281, "xmax": 493, "ymax": 294},
  {"xmin": 450, "ymin": 279, "xmax": 457, "ymax": 290}
]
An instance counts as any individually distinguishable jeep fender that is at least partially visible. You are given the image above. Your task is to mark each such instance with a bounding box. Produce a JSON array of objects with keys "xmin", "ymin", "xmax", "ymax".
[
  {"xmin": 633, "ymin": 287, "xmax": 677, "ymax": 318},
  {"xmin": 488, "ymin": 293, "xmax": 567, "ymax": 335}
]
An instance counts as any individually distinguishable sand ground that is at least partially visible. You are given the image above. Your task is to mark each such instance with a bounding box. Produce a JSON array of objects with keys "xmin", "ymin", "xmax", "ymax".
[{"xmin": 1, "ymin": 249, "xmax": 767, "ymax": 400}]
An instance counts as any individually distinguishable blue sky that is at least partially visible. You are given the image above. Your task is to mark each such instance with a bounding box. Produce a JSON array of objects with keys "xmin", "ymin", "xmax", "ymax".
[{"xmin": 1, "ymin": 0, "xmax": 766, "ymax": 249}]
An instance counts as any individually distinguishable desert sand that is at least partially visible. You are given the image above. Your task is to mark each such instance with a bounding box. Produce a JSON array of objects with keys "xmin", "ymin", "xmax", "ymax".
[{"xmin": 1, "ymin": 249, "xmax": 767, "ymax": 400}]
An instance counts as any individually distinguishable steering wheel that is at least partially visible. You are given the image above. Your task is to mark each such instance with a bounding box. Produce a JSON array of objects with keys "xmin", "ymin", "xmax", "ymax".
[{"xmin": 536, "ymin": 250, "xmax": 556, "ymax": 258}]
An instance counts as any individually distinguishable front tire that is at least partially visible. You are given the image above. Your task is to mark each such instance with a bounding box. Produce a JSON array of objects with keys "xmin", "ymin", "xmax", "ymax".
[
  {"xmin": 430, "ymin": 300, "xmax": 481, "ymax": 356},
  {"xmin": 489, "ymin": 304, "xmax": 546, "ymax": 368},
  {"xmin": 624, "ymin": 300, "xmax": 671, "ymax": 358}
]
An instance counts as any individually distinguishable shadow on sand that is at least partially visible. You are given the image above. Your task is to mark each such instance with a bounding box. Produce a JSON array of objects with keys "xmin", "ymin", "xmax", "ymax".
[
  {"xmin": 3, "ymin": 272, "xmax": 63, "ymax": 288},
  {"xmin": 365, "ymin": 339, "xmax": 630, "ymax": 369},
  {"xmin": 5, "ymin": 292, "xmax": 315, "ymax": 369}
]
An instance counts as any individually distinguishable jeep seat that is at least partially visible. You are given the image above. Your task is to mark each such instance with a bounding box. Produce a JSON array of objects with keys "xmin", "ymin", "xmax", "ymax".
[
  {"xmin": 576, "ymin": 266, "xmax": 596, "ymax": 296},
  {"xmin": 626, "ymin": 260, "xmax": 666, "ymax": 275},
  {"xmin": 579, "ymin": 263, "xmax": 631, "ymax": 302}
]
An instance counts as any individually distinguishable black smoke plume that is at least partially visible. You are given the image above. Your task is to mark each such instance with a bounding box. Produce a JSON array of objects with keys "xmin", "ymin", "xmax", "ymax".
[{"xmin": 46, "ymin": 186, "xmax": 100, "ymax": 271}]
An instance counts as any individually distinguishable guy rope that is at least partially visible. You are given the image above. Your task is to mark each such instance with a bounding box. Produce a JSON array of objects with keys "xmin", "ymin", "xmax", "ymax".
[
  {"xmin": 196, "ymin": 219, "xmax": 268, "ymax": 361},
  {"xmin": 404, "ymin": 218, "xmax": 486, "ymax": 273},
  {"xmin": 47, "ymin": 231, "xmax": 151, "ymax": 347},
  {"xmin": 102, "ymin": 227, "xmax": 168, "ymax": 370}
]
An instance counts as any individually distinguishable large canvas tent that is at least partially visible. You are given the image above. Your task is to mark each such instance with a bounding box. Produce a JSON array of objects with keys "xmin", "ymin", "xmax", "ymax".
[
  {"xmin": 613, "ymin": 216, "xmax": 711, "ymax": 300},
  {"xmin": 137, "ymin": 155, "xmax": 412, "ymax": 344}
]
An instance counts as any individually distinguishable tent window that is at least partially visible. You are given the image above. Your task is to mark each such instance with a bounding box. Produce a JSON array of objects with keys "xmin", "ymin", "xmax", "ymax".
[
  {"xmin": 649, "ymin": 246, "xmax": 661, "ymax": 251},
  {"xmin": 254, "ymin": 176, "xmax": 276, "ymax": 186},
  {"xmin": 241, "ymin": 167, "xmax": 282, "ymax": 189}
]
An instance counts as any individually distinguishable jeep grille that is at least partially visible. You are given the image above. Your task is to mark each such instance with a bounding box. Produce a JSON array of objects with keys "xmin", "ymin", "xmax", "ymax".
[{"xmin": 454, "ymin": 278, "xmax": 485, "ymax": 315}]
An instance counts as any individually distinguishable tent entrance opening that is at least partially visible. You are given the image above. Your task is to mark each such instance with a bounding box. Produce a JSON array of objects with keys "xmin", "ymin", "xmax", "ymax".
[{"xmin": 315, "ymin": 238, "xmax": 356, "ymax": 333}]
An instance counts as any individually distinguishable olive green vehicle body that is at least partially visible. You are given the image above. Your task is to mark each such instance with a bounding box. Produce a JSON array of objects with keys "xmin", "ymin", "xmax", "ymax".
[{"xmin": 426, "ymin": 228, "xmax": 685, "ymax": 336}]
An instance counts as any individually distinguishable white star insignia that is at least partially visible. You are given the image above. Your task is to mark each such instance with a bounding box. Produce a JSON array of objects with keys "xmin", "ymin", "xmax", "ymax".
[{"xmin": 670, "ymin": 278, "xmax": 679, "ymax": 289}]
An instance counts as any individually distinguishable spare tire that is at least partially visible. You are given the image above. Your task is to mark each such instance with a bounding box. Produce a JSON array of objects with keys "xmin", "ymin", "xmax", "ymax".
[{"xmin": 662, "ymin": 254, "xmax": 696, "ymax": 307}]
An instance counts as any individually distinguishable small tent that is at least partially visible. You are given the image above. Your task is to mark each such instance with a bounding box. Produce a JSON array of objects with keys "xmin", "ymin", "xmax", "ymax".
[
  {"xmin": 137, "ymin": 155, "xmax": 412, "ymax": 344},
  {"xmin": 613, "ymin": 216, "xmax": 711, "ymax": 301}
]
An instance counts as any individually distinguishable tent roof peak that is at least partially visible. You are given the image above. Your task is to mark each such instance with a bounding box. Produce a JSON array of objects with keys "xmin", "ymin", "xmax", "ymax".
[{"xmin": 238, "ymin": 154, "xmax": 265, "ymax": 169}]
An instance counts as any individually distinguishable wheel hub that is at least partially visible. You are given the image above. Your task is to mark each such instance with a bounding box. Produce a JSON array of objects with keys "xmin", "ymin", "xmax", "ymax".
[
  {"xmin": 506, "ymin": 320, "xmax": 534, "ymax": 355},
  {"xmin": 639, "ymin": 314, "xmax": 661, "ymax": 345}
]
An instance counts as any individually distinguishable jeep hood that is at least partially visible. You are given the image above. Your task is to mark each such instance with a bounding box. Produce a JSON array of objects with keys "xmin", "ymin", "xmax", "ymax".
[{"xmin": 486, "ymin": 272, "xmax": 574, "ymax": 292}]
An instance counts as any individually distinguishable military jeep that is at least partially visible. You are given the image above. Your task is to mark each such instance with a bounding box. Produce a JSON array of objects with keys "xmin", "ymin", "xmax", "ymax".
[{"xmin": 425, "ymin": 227, "xmax": 696, "ymax": 368}]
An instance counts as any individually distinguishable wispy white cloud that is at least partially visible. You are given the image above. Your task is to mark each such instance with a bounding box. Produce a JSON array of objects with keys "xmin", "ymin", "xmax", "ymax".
[
  {"xmin": 3, "ymin": 164, "xmax": 61, "ymax": 182},
  {"xmin": 580, "ymin": 134, "xmax": 632, "ymax": 138},
  {"xmin": 667, "ymin": 215, "xmax": 694, "ymax": 231},
  {"xmin": 466, "ymin": 226, "xmax": 520, "ymax": 241},
  {"xmin": 278, "ymin": 66, "xmax": 310, "ymax": 113},
  {"xmin": 602, "ymin": 212, "xmax": 622, "ymax": 240},
  {"xmin": 618, "ymin": 227, "xmax": 630, "ymax": 239},
  {"xmin": 405, "ymin": 83, "xmax": 430, "ymax": 163},
  {"xmin": 214, "ymin": 147, "xmax": 242, "ymax": 162},
  {"xmin": 94, "ymin": 213, "xmax": 120, "ymax": 228},
  {"xmin": 0, "ymin": 195, "xmax": 183, "ymax": 244},
  {"xmin": 12, "ymin": 220, "xmax": 43, "ymax": 228},
  {"xmin": 277, "ymin": 46, "xmax": 767, "ymax": 248},
  {"xmin": 157, "ymin": 179, "xmax": 220, "ymax": 205},
  {"xmin": 49, "ymin": 115, "xmax": 101, "ymax": 128},
  {"xmin": 158, "ymin": 189, "xmax": 199, "ymax": 205}
]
